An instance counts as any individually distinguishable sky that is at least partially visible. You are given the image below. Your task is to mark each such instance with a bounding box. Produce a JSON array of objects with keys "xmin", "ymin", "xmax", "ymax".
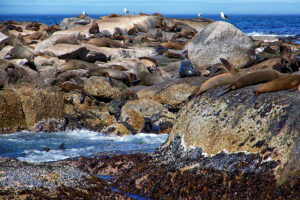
[{"xmin": 0, "ymin": 0, "xmax": 299, "ymax": 15}]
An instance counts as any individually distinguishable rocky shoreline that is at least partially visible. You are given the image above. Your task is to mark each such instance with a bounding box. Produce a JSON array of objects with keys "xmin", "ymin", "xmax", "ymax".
[{"xmin": 1, "ymin": 12, "xmax": 300, "ymax": 199}]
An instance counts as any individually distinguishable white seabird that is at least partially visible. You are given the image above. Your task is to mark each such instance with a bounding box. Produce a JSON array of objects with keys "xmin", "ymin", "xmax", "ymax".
[
  {"xmin": 82, "ymin": 11, "xmax": 87, "ymax": 16},
  {"xmin": 220, "ymin": 11, "xmax": 229, "ymax": 20},
  {"xmin": 198, "ymin": 13, "xmax": 202, "ymax": 18},
  {"xmin": 124, "ymin": 8, "xmax": 130, "ymax": 15}
]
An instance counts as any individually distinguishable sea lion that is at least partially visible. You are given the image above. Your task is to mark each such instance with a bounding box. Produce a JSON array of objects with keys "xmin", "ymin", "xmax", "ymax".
[
  {"xmin": 255, "ymin": 74, "xmax": 300, "ymax": 95},
  {"xmin": 137, "ymin": 71, "xmax": 165, "ymax": 86},
  {"xmin": 58, "ymin": 81, "xmax": 84, "ymax": 92},
  {"xmin": 101, "ymin": 13, "xmax": 122, "ymax": 19},
  {"xmin": 154, "ymin": 29, "xmax": 163, "ymax": 39},
  {"xmin": 159, "ymin": 41, "xmax": 186, "ymax": 50},
  {"xmin": 89, "ymin": 22, "xmax": 99, "ymax": 34},
  {"xmin": 139, "ymin": 57, "xmax": 157, "ymax": 72},
  {"xmin": 189, "ymin": 58, "xmax": 242, "ymax": 99},
  {"xmin": 218, "ymin": 69, "xmax": 282, "ymax": 96},
  {"xmin": 8, "ymin": 45, "xmax": 35, "ymax": 60},
  {"xmin": 86, "ymin": 38, "xmax": 127, "ymax": 48},
  {"xmin": 58, "ymin": 60, "xmax": 98, "ymax": 73},
  {"xmin": 179, "ymin": 50, "xmax": 201, "ymax": 77},
  {"xmin": 141, "ymin": 117, "xmax": 160, "ymax": 133},
  {"xmin": 54, "ymin": 36, "xmax": 80, "ymax": 45},
  {"xmin": 87, "ymin": 67, "xmax": 131, "ymax": 86}
]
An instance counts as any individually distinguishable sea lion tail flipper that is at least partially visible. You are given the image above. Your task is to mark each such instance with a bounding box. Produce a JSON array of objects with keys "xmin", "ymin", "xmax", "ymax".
[
  {"xmin": 187, "ymin": 86, "xmax": 201, "ymax": 101},
  {"xmin": 219, "ymin": 58, "xmax": 239, "ymax": 74},
  {"xmin": 107, "ymin": 55, "xmax": 112, "ymax": 61}
]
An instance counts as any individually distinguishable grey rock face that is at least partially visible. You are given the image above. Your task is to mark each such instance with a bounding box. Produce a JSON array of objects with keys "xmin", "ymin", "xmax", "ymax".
[
  {"xmin": 165, "ymin": 85, "xmax": 300, "ymax": 184},
  {"xmin": 186, "ymin": 21, "xmax": 253, "ymax": 68}
]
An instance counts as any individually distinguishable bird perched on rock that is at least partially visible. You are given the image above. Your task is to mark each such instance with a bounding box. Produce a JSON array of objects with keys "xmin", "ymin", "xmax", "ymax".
[
  {"xmin": 220, "ymin": 11, "xmax": 229, "ymax": 20},
  {"xmin": 124, "ymin": 8, "xmax": 130, "ymax": 15},
  {"xmin": 178, "ymin": 50, "xmax": 201, "ymax": 77}
]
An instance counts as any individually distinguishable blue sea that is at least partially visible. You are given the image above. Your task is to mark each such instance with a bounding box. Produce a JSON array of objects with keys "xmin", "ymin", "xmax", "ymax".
[{"xmin": 0, "ymin": 14, "xmax": 299, "ymax": 42}]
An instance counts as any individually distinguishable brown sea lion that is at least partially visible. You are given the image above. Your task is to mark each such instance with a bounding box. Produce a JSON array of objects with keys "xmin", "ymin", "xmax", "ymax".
[
  {"xmin": 77, "ymin": 14, "xmax": 85, "ymax": 19},
  {"xmin": 54, "ymin": 36, "xmax": 80, "ymax": 45},
  {"xmin": 89, "ymin": 22, "xmax": 99, "ymax": 34},
  {"xmin": 139, "ymin": 57, "xmax": 158, "ymax": 71},
  {"xmin": 218, "ymin": 70, "xmax": 282, "ymax": 96},
  {"xmin": 86, "ymin": 38, "xmax": 127, "ymax": 48},
  {"xmin": 102, "ymin": 13, "xmax": 122, "ymax": 18},
  {"xmin": 255, "ymin": 74, "xmax": 300, "ymax": 95},
  {"xmin": 58, "ymin": 60, "xmax": 98, "ymax": 73},
  {"xmin": 57, "ymin": 81, "xmax": 84, "ymax": 92},
  {"xmin": 152, "ymin": 13, "xmax": 164, "ymax": 17},
  {"xmin": 87, "ymin": 67, "xmax": 131, "ymax": 86},
  {"xmin": 159, "ymin": 41, "xmax": 186, "ymax": 50},
  {"xmin": 189, "ymin": 58, "xmax": 242, "ymax": 99},
  {"xmin": 137, "ymin": 71, "xmax": 165, "ymax": 86}
]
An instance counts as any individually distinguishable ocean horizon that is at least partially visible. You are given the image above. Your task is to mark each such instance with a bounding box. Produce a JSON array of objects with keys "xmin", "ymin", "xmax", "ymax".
[{"xmin": 1, "ymin": 13, "xmax": 299, "ymax": 42}]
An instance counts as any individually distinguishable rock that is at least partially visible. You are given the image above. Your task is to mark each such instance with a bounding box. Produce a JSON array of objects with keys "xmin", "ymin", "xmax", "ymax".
[
  {"xmin": 164, "ymin": 85, "xmax": 300, "ymax": 184},
  {"xmin": 5, "ymin": 63, "xmax": 43, "ymax": 86},
  {"xmin": 84, "ymin": 76, "xmax": 122, "ymax": 99},
  {"xmin": 0, "ymin": 90, "xmax": 27, "ymax": 133},
  {"xmin": 152, "ymin": 76, "xmax": 207, "ymax": 109},
  {"xmin": 34, "ymin": 32, "xmax": 81, "ymax": 53},
  {"xmin": 0, "ymin": 32, "xmax": 8, "ymax": 45},
  {"xmin": 0, "ymin": 69, "xmax": 8, "ymax": 88},
  {"xmin": 186, "ymin": 21, "xmax": 253, "ymax": 68},
  {"xmin": 10, "ymin": 84, "xmax": 65, "ymax": 128},
  {"xmin": 102, "ymin": 123, "xmax": 132, "ymax": 136},
  {"xmin": 0, "ymin": 45, "xmax": 14, "ymax": 59},
  {"xmin": 59, "ymin": 17, "xmax": 92, "ymax": 30},
  {"xmin": 119, "ymin": 98, "xmax": 176, "ymax": 132}
]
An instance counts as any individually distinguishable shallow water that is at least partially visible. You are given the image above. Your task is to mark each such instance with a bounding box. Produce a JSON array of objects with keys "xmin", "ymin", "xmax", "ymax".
[{"xmin": 0, "ymin": 130, "xmax": 168, "ymax": 163}]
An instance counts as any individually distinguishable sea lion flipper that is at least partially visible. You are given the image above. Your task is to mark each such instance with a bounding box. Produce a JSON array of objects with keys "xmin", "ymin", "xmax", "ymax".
[
  {"xmin": 105, "ymin": 73, "xmax": 114, "ymax": 87},
  {"xmin": 219, "ymin": 58, "xmax": 239, "ymax": 74}
]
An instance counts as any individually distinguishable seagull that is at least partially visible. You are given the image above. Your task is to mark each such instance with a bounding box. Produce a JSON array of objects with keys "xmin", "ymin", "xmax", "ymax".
[
  {"xmin": 198, "ymin": 13, "xmax": 202, "ymax": 18},
  {"xmin": 124, "ymin": 8, "xmax": 130, "ymax": 15},
  {"xmin": 82, "ymin": 10, "xmax": 87, "ymax": 16},
  {"xmin": 220, "ymin": 11, "xmax": 229, "ymax": 20}
]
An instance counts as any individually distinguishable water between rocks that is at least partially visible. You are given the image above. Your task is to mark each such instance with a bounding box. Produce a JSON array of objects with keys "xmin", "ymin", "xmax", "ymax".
[{"xmin": 0, "ymin": 130, "xmax": 168, "ymax": 163}]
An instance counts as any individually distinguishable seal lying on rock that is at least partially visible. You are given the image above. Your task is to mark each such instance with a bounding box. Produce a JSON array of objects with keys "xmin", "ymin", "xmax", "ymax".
[
  {"xmin": 255, "ymin": 74, "xmax": 300, "ymax": 95},
  {"xmin": 86, "ymin": 38, "xmax": 127, "ymax": 48},
  {"xmin": 179, "ymin": 50, "xmax": 201, "ymax": 78}
]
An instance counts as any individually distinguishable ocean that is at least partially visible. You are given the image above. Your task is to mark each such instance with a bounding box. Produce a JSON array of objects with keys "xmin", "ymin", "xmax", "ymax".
[
  {"xmin": 0, "ymin": 130, "xmax": 168, "ymax": 163},
  {"xmin": 0, "ymin": 14, "xmax": 299, "ymax": 43}
]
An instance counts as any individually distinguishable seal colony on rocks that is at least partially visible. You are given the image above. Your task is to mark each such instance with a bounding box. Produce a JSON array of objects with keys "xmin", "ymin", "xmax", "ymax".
[{"xmin": 1, "ymin": 12, "xmax": 300, "ymax": 199}]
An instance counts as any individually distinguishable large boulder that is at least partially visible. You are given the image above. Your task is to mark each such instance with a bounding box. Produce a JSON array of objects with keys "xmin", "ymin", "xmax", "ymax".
[
  {"xmin": 0, "ymin": 90, "xmax": 27, "ymax": 133},
  {"xmin": 84, "ymin": 76, "xmax": 122, "ymax": 99},
  {"xmin": 10, "ymin": 84, "xmax": 65, "ymax": 129},
  {"xmin": 164, "ymin": 85, "xmax": 300, "ymax": 184},
  {"xmin": 119, "ymin": 98, "xmax": 176, "ymax": 132},
  {"xmin": 185, "ymin": 21, "xmax": 253, "ymax": 68}
]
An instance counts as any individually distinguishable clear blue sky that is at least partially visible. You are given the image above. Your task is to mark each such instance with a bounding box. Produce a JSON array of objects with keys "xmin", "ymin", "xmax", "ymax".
[{"xmin": 0, "ymin": 0, "xmax": 299, "ymax": 15}]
